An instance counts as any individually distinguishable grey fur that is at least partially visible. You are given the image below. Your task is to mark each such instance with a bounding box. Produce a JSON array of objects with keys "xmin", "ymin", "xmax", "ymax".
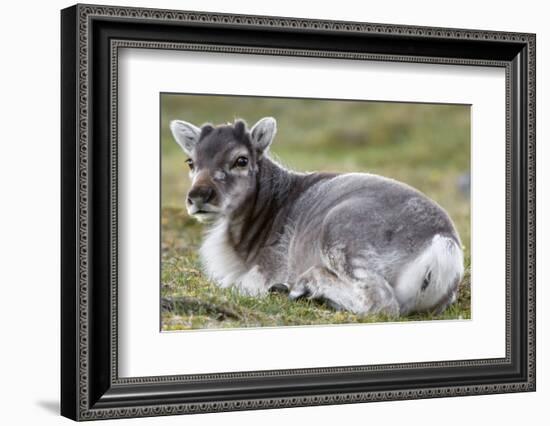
[{"xmin": 170, "ymin": 117, "xmax": 464, "ymax": 317}]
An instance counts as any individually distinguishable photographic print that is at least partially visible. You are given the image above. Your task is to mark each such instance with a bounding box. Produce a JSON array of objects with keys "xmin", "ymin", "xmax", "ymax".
[{"xmin": 160, "ymin": 94, "xmax": 471, "ymax": 331}]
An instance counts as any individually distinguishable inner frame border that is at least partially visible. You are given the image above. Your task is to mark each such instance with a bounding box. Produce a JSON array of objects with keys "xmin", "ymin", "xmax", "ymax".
[{"xmin": 111, "ymin": 40, "xmax": 511, "ymax": 385}]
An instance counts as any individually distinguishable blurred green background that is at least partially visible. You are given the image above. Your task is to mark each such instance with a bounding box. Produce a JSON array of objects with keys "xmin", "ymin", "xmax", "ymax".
[{"xmin": 160, "ymin": 94, "xmax": 471, "ymax": 331}]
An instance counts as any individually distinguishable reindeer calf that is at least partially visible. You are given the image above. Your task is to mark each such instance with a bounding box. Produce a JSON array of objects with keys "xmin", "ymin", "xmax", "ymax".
[{"xmin": 170, "ymin": 117, "xmax": 464, "ymax": 316}]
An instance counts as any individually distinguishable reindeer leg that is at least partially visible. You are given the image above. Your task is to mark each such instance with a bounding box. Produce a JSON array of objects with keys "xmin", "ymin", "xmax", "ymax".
[{"xmin": 289, "ymin": 265, "xmax": 399, "ymax": 316}]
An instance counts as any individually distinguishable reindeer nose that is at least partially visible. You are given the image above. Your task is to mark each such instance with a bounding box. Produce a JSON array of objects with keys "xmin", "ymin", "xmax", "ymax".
[{"xmin": 187, "ymin": 186, "xmax": 215, "ymax": 208}]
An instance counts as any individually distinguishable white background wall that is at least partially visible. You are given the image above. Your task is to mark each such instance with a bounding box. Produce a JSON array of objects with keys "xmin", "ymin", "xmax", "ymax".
[{"xmin": 0, "ymin": 0, "xmax": 546, "ymax": 424}]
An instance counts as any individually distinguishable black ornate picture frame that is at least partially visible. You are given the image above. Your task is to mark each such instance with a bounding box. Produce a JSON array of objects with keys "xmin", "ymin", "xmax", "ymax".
[{"xmin": 61, "ymin": 4, "xmax": 536, "ymax": 421}]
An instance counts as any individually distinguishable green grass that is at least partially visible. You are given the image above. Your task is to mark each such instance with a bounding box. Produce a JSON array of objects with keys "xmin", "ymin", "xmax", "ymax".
[
  {"xmin": 161, "ymin": 208, "xmax": 470, "ymax": 331},
  {"xmin": 160, "ymin": 95, "xmax": 471, "ymax": 331}
]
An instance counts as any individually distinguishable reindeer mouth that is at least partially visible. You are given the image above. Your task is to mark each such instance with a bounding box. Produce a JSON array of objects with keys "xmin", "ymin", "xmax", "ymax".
[{"xmin": 188, "ymin": 206, "xmax": 220, "ymax": 223}]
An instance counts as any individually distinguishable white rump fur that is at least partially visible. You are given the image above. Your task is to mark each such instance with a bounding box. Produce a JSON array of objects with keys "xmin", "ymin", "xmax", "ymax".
[
  {"xmin": 199, "ymin": 220, "xmax": 268, "ymax": 296},
  {"xmin": 394, "ymin": 234, "xmax": 464, "ymax": 314}
]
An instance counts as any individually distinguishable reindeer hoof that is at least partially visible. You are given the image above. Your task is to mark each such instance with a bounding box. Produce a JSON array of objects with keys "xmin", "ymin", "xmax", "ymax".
[{"xmin": 269, "ymin": 283, "xmax": 290, "ymax": 294}]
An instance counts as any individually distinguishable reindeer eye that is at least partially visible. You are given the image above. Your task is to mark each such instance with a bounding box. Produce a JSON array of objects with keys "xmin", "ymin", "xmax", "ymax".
[
  {"xmin": 185, "ymin": 159, "xmax": 194, "ymax": 170},
  {"xmin": 234, "ymin": 156, "xmax": 248, "ymax": 168}
]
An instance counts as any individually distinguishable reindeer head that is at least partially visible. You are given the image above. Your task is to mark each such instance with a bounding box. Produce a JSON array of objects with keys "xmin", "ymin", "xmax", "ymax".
[{"xmin": 170, "ymin": 117, "xmax": 277, "ymax": 223}]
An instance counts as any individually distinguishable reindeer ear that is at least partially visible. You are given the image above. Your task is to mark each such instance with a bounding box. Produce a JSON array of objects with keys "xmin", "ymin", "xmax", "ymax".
[
  {"xmin": 170, "ymin": 120, "xmax": 201, "ymax": 155},
  {"xmin": 250, "ymin": 117, "xmax": 277, "ymax": 154}
]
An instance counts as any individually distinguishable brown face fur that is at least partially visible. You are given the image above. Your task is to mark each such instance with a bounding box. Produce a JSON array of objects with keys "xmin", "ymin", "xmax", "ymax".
[{"xmin": 183, "ymin": 121, "xmax": 261, "ymax": 223}]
